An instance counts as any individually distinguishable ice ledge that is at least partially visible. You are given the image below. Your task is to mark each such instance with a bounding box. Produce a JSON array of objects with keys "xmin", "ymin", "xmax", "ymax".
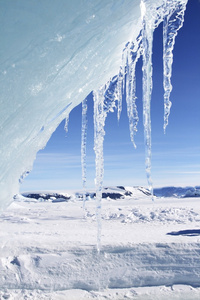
[
  {"xmin": 0, "ymin": 0, "xmax": 142, "ymax": 209},
  {"xmin": 0, "ymin": 0, "xmax": 188, "ymax": 209}
]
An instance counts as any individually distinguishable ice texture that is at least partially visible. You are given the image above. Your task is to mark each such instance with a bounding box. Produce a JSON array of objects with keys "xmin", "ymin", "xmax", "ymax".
[
  {"xmin": 93, "ymin": 80, "xmax": 117, "ymax": 250},
  {"xmin": 93, "ymin": 88, "xmax": 105, "ymax": 251},
  {"xmin": 141, "ymin": 0, "xmax": 154, "ymax": 195},
  {"xmin": 0, "ymin": 0, "xmax": 187, "ymax": 210},
  {"xmin": 81, "ymin": 97, "xmax": 87, "ymax": 209},
  {"xmin": 163, "ymin": 0, "xmax": 187, "ymax": 132},
  {"xmin": 125, "ymin": 38, "xmax": 141, "ymax": 149},
  {"xmin": 0, "ymin": 0, "xmax": 142, "ymax": 209},
  {"xmin": 64, "ymin": 114, "xmax": 69, "ymax": 135}
]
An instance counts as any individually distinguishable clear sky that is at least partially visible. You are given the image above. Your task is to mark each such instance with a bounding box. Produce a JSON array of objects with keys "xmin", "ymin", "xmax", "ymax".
[{"xmin": 20, "ymin": 0, "xmax": 200, "ymax": 192}]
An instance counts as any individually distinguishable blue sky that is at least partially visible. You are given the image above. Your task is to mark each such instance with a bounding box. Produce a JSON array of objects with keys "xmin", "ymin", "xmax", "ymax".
[{"xmin": 20, "ymin": 0, "xmax": 200, "ymax": 192}]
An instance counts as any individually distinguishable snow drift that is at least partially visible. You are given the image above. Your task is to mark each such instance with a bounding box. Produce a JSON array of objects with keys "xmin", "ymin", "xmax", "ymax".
[{"xmin": 0, "ymin": 0, "xmax": 188, "ymax": 209}]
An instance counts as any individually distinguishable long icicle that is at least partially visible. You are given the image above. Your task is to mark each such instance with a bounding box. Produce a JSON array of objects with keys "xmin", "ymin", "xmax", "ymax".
[
  {"xmin": 81, "ymin": 97, "xmax": 87, "ymax": 209},
  {"xmin": 93, "ymin": 79, "xmax": 117, "ymax": 252},
  {"xmin": 64, "ymin": 114, "xmax": 69, "ymax": 134},
  {"xmin": 163, "ymin": 0, "xmax": 187, "ymax": 132},
  {"xmin": 116, "ymin": 46, "xmax": 127, "ymax": 121},
  {"xmin": 125, "ymin": 34, "xmax": 142, "ymax": 148},
  {"xmin": 93, "ymin": 87, "xmax": 106, "ymax": 252},
  {"xmin": 141, "ymin": 0, "xmax": 153, "ymax": 196}
]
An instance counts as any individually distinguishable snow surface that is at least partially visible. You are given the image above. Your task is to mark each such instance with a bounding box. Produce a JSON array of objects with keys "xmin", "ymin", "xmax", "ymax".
[{"xmin": 1, "ymin": 187, "xmax": 200, "ymax": 299}]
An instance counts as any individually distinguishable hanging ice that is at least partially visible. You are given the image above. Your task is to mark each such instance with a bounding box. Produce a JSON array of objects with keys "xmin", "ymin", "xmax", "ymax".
[
  {"xmin": 81, "ymin": 97, "xmax": 87, "ymax": 209},
  {"xmin": 125, "ymin": 36, "xmax": 142, "ymax": 149},
  {"xmin": 140, "ymin": 0, "xmax": 154, "ymax": 195},
  {"xmin": 135, "ymin": 0, "xmax": 187, "ymax": 195},
  {"xmin": 114, "ymin": 0, "xmax": 187, "ymax": 198},
  {"xmin": 116, "ymin": 48, "xmax": 126, "ymax": 121},
  {"xmin": 0, "ymin": 0, "xmax": 142, "ymax": 210},
  {"xmin": 93, "ymin": 79, "xmax": 117, "ymax": 251},
  {"xmin": 163, "ymin": 0, "xmax": 187, "ymax": 132},
  {"xmin": 0, "ymin": 0, "xmax": 188, "ymax": 211},
  {"xmin": 64, "ymin": 114, "xmax": 69, "ymax": 135},
  {"xmin": 93, "ymin": 88, "xmax": 105, "ymax": 252}
]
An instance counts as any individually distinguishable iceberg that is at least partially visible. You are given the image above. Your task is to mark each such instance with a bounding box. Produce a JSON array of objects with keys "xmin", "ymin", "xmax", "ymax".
[{"xmin": 0, "ymin": 0, "xmax": 187, "ymax": 210}]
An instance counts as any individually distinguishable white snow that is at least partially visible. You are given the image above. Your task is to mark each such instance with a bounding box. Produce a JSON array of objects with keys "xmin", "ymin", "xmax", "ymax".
[{"xmin": 1, "ymin": 187, "xmax": 200, "ymax": 299}]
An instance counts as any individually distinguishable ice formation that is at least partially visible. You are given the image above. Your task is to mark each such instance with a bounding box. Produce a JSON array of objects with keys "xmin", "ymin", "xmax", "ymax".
[
  {"xmin": 0, "ymin": 0, "xmax": 142, "ymax": 210},
  {"xmin": 0, "ymin": 0, "xmax": 187, "ymax": 211},
  {"xmin": 91, "ymin": 0, "xmax": 188, "ymax": 246},
  {"xmin": 93, "ymin": 80, "xmax": 117, "ymax": 250},
  {"xmin": 93, "ymin": 88, "xmax": 105, "ymax": 251},
  {"xmin": 163, "ymin": 0, "xmax": 187, "ymax": 132},
  {"xmin": 92, "ymin": 0, "xmax": 187, "ymax": 226},
  {"xmin": 81, "ymin": 97, "xmax": 87, "ymax": 209}
]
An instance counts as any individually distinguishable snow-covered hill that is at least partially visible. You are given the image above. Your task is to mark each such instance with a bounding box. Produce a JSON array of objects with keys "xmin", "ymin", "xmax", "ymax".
[
  {"xmin": 20, "ymin": 185, "xmax": 200, "ymax": 202},
  {"xmin": 1, "ymin": 187, "xmax": 200, "ymax": 299}
]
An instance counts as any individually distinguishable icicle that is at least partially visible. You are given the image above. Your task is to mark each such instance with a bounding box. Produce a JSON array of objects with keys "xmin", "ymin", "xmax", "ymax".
[
  {"xmin": 64, "ymin": 114, "xmax": 69, "ymax": 134},
  {"xmin": 116, "ymin": 68, "xmax": 123, "ymax": 121},
  {"xmin": 116, "ymin": 46, "xmax": 127, "ymax": 121},
  {"xmin": 81, "ymin": 97, "xmax": 87, "ymax": 209},
  {"xmin": 93, "ymin": 80, "xmax": 116, "ymax": 252},
  {"xmin": 141, "ymin": 0, "xmax": 153, "ymax": 196},
  {"xmin": 125, "ymin": 34, "xmax": 142, "ymax": 148},
  {"xmin": 163, "ymin": 0, "xmax": 187, "ymax": 132},
  {"xmin": 93, "ymin": 88, "xmax": 105, "ymax": 252}
]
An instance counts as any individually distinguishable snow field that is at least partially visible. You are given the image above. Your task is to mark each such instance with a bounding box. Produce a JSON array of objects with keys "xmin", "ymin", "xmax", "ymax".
[{"xmin": 0, "ymin": 187, "xmax": 200, "ymax": 299}]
